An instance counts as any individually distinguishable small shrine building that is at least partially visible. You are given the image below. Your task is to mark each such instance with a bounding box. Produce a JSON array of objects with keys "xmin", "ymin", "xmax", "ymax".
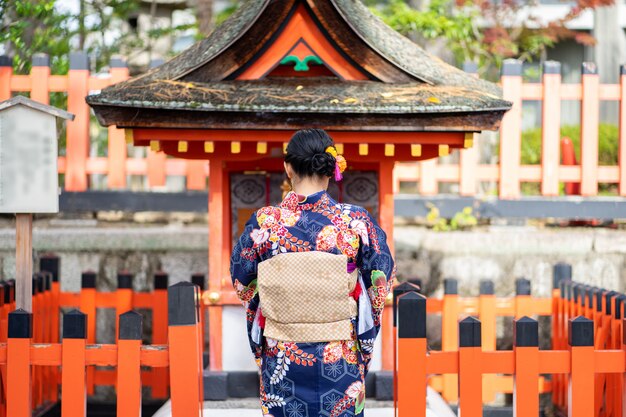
[{"xmin": 87, "ymin": 0, "xmax": 510, "ymax": 374}]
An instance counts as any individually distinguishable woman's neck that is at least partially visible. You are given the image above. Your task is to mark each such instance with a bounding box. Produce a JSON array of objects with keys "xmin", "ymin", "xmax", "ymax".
[{"xmin": 292, "ymin": 179, "xmax": 328, "ymax": 197}]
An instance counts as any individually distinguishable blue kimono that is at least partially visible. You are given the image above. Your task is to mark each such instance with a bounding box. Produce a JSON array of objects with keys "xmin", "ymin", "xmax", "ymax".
[{"xmin": 230, "ymin": 189, "xmax": 396, "ymax": 417}]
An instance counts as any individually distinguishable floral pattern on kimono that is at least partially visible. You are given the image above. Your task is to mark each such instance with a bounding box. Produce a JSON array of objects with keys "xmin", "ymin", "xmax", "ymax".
[{"xmin": 230, "ymin": 189, "xmax": 396, "ymax": 417}]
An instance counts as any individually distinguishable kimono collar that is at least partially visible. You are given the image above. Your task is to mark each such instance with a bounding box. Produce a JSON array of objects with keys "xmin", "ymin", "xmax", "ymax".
[{"xmin": 280, "ymin": 189, "xmax": 327, "ymax": 211}]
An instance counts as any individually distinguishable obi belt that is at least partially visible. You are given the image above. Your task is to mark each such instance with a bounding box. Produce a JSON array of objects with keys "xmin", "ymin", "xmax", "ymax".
[{"xmin": 257, "ymin": 251, "xmax": 359, "ymax": 343}]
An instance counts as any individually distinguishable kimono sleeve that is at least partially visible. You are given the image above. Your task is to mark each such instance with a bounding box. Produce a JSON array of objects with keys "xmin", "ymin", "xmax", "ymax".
[
  {"xmin": 229, "ymin": 211, "xmax": 264, "ymax": 364},
  {"xmin": 354, "ymin": 209, "xmax": 396, "ymax": 363}
]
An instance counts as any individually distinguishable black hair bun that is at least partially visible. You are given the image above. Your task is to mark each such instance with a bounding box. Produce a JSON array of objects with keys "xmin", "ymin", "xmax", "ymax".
[
  {"xmin": 311, "ymin": 152, "xmax": 336, "ymax": 177},
  {"xmin": 284, "ymin": 129, "xmax": 337, "ymax": 178}
]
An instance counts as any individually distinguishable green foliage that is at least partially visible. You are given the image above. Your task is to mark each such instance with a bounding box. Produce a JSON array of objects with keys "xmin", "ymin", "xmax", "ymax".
[
  {"xmin": 521, "ymin": 124, "xmax": 619, "ymax": 165},
  {"xmin": 426, "ymin": 204, "xmax": 478, "ymax": 231}
]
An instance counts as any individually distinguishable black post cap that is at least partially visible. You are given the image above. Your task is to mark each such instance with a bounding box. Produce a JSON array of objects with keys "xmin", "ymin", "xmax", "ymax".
[
  {"xmin": 119, "ymin": 311, "xmax": 143, "ymax": 340},
  {"xmin": 0, "ymin": 282, "xmax": 5, "ymax": 307},
  {"xmin": 40, "ymin": 255, "xmax": 60, "ymax": 282},
  {"xmin": 582, "ymin": 62, "xmax": 598, "ymax": 75},
  {"xmin": 514, "ymin": 316, "xmax": 539, "ymax": 347},
  {"xmin": 479, "ymin": 280, "xmax": 494, "ymax": 295},
  {"xmin": 515, "ymin": 278, "xmax": 531, "ymax": 296},
  {"xmin": 397, "ymin": 291, "xmax": 427, "ymax": 339},
  {"xmin": 568, "ymin": 316, "xmax": 594, "ymax": 346},
  {"xmin": 393, "ymin": 282, "xmax": 421, "ymax": 327},
  {"xmin": 615, "ymin": 295, "xmax": 625, "ymax": 319},
  {"xmin": 463, "ymin": 61, "xmax": 478, "ymax": 74},
  {"xmin": 444, "ymin": 278, "xmax": 458, "ymax": 295},
  {"xmin": 32, "ymin": 275, "xmax": 39, "ymax": 296},
  {"xmin": 81, "ymin": 271, "xmax": 96, "ymax": 289},
  {"xmin": 407, "ymin": 278, "xmax": 422, "ymax": 291},
  {"xmin": 8, "ymin": 309, "xmax": 32, "ymax": 339},
  {"xmin": 3, "ymin": 281, "xmax": 10, "ymax": 304},
  {"xmin": 621, "ymin": 64, "xmax": 626, "ymax": 76},
  {"xmin": 572, "ymin": 283, "xmax": 580, "ymax": 302},
  {"xmin": 37, "ymin": 273, "xmax": 44, "ymax": 293},
  {"xmin": 191, "ymin": 273, "xmax": 206, "ymax": 291},
  {"xmin": 459, "ymin": 316, "xmax": 482, "ymax": 348},
  {"xmin": 154, "ymin": 271, "xmax": 169, "ymax": 290},
  {"xmin": 553, "ymin": 263, "xmax": 572, "ymax": 289},
  {"xmin": 69, "ymin": 51, "xmax": 89, "ymax": 70},
  {"xmin": 595, "ymin": 288, "xmax": 603, "ymax": 312},
  {"xmin": 168, "ymin": 282, "xmax": 199, "ymax": 326},
  {"xmin": 502, "ymin": 59, "xmax": 523, "ymax": 76},
  {"xmin": 579, "ymin": 286, "xmax": 586, "ymax": 307},
  {"xmin": 32, "ymin": 53, "xmax": 50, "ymax": 67},
  {"xmin": 565, "ymin": 281, "xmax": 572, "ymax": 300},
  {"xmin": 117, "ymin": 271, "xmax": 133, "ymax": 289},
  {"xmin": 605, "ymin": 291, "xmax": 617, "ymax": 315},
  {"xmin": 63, "ymin": 309, "xmax": 87, "ymax": 339},
  {"xmin": 110, "ymin": 55, "xmax": 127, "ymax": 68},
  {"xmin": 6, "ymin": 279, "xmax": 15, "ymax": 303},
  {"xmin": 543, "ymin": 60, "xmax": 561, "ymax": 75},
  {"xmin": 43, "ymin": 272, "xmax": 52, "ymax": 291},
  {"xmin": 0, "ymin": 55, "xmax": 11, "ymax": 67}
]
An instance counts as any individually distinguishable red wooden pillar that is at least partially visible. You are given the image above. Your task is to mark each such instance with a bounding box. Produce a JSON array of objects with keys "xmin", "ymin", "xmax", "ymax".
[
  {"xmin": 619, "ymin": 65, "xmax": 626, "ymax": 196},
  {"xmin": 66, "ymin": 52, "xmax": 91, "ymax": 191},
  {"xmin": 541, "ymin": 61, "xmax": 562, "ymax": 196},
  {"xmin": 580, "ymin": 62, "xmax": 600, "ymax": 196},
  {"xmin": 513, "ymin": 317, "xmax": 539, "ymax": 416},
  {"xmin": 379, "ymin": 159, "xmax": 395, "ymax": 371},
  {"xmin": 499, "ymin": 59, "xmax": 523, "ymax": 199},
  {"xmin": 108, "ymin": 57, "xmax": 130, "ymax": 189},
  {"xmin": 208, "ymin": 158, "xmax": 225, "ymax": 371}
]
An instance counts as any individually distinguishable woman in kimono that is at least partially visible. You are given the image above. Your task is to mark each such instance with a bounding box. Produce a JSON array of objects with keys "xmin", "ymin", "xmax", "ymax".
[{"xmin": 230, "ymin": 129, "xmax": 396, "ymax": 417}]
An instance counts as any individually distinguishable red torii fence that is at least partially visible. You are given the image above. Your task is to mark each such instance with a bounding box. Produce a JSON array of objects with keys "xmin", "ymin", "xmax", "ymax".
[{"xmin": 1, "ymin": 53, "xmax": 625, "ymax": 197}]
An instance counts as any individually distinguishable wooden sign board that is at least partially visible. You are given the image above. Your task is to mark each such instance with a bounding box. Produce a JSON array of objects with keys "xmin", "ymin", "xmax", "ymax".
[{"xmin": 0, "ymin": 96, "xmax": 73, "ymax": 213}]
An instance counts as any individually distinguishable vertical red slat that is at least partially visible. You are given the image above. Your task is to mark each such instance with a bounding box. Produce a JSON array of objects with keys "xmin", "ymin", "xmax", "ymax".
[
  {"xmin": 168, "ymin": 283, "xmax": 203, "ymax": 417},
  {"xmin": 6, "ymin": 311, "xmax": 32, "ymax": 417},
  {"xmin": 499, "ymin": 59, "xmax": 523, "ymax": 199},
  {"xmin": 79, "ymin": 272, "xmax": 97, "ymax": 396},
  {"xmin": 379, "ymin": 160, "xmax": 395, "ymax": 371},
  {"xmin": 30, "ymin": 53, "xmax": 50, "ymax": 105},
  {"xmin": 61, "ymin": 311, "xmax": 87, "ymax": 417},
  {"xmin": 513, "ymin": 318, "xmax": 539, "ymax": 417},
  {"xmin": 418, "ymin": 159, "xmax": 438, "ymax": 195},
  {"xmin": 152, "ymin": 272, "xmax": 169, "ymax": 398},
  {"xmin": 460, "ymin": 133, "xmax": 478, "ymax": 196},
  {"xmin": 619, "ymin": 65, "xmax": 626, "ymax": 196},
  {"xmin": 117, "ymin": 311, "xmax": 142, "ymax": 417},
  {"xmin": 66, "ymin": 52, "xmax": 91, "ymax": 191},
  {"xmin": 147, "ymin": 149, "xmax": 167, "ymax": 187},
  {"xmin": 108, "ymin": 57, "xmax": 129, "ymax": 189},
  {"xmin": 396, "ymin": 292, "xmax": 427, "ymax": 417},
  {"xmin": 441, "ymin": 279, "xmax": 459, "ymax": 402},
  {"xmin": 580, "ymin": 62, "xmax": 599, "ymax": 196},
  {"xmin": 541, "ymin": 61, "xmax": 562, "ymax": 196},
  {"xmin": 208, "ymin": 159, "xmax": 224, "ymax": 371},
  {"xmin": 568, "ymin": 317, "xmax": 595, "ymax": 417},
  {"xmin": 458, "ymin": 318, "xmax": 482, "ymax": 417},
  {"xmin": 478, "ymin": 281, "xmax": 496, "ymax": 403}
]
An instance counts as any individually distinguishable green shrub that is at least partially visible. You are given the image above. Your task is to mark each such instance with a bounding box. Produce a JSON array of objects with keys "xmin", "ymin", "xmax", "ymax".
[{"xmin": 521, "ymin": 124, "xmax": 619, "ymax": 165}]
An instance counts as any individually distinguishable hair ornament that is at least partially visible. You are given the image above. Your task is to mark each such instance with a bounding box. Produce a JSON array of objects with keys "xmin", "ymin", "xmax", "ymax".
[{"xmin": 325, "ymin": 145, "xmax": 347, "ymax": 182}]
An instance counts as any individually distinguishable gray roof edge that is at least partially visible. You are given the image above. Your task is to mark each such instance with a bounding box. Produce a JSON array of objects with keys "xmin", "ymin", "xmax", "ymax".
[{"xmin": 0, "ymin": 96, "xmax": 75, "ymax": 120}]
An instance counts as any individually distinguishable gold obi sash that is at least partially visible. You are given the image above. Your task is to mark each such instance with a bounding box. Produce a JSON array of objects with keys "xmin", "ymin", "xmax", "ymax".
[{"xmin": 257, "ymin": 251, "xmax": 358, "ymax": 343}]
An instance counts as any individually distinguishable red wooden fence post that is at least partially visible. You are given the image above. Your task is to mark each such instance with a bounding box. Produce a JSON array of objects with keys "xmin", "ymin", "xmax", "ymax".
[
  {"xmin": 552, "ymin": 263, "xmax": 571, "ymax": 408},
  {"xmin": 513, "ymin": 317, "xmax": 539, "ymax": 416},
  {"xmin": 152, "ymin": 272, "xmax": 169, "ymax": 398},
  {"xmin": 441, "ymin": 278, "xmax": 459, "ymax": 402},
  {"xmin": 108, "ymin": 56, "xmax": 129, "ymax": 189},
  {"xmin": 396, "ymin": 291, "xmax": 427, "ymax": 417},
  {"xmin": 117, "ymin": 311, "xmax": 142, "ymax": 417},
  {"xmin": 541, "ymin": 61, "xmax": 562, "ymax": 196},
  {"xmin": 619, "ymin": 64, "xmax": 626, "ymax": 196},
  {"xmin": 458, "ymin": 317, "xmax": 482, "ymax": 417},
  {"xmin": 0, "ymin": 56, "xmax": 11, "ymax": 101},
  {"xmin": 580, "ymin": 62, "xmax": 600, "ymax": 196},
  {"xmin": 499, "ymin": 59, "xmax": 523, "ymax": 199},
  {"xmin": 168, "ymin": 282, "xmax": 204, "ymax": 417},
  {"xmin": 39, "ymin": 255, "xmax": 60, "ymax": 403},
  {"xmin": 79, "ymin": 271, "xmax": 97, "ymax": 395},
  {"xmin": 30, "ymin": 53, "xmax": 50, "ymax": 105},
  {"xmin": 61, "ymin": 310, "xmax": 88, "ymax": 417},
  {"xmin": 568, "ymin": 317, "xmax": 595, "ymax": 417},
  {"xmin": 66, "ymin": 51, "xmax": 90, "ymax": 191},
  {"xmin": 392, "ymin": 282, "xmax": 421, "ymax": 416},
  {"xmin": 6, "ymin": 309, "xmax": 32, "ymax": 417},
  {"xmin": 479, "ymin": 280, "xmax": 497, "ymax": 403},
  {"xmin": 191, "ymin": 273, "xmax": 206, "ymax": 354}
]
